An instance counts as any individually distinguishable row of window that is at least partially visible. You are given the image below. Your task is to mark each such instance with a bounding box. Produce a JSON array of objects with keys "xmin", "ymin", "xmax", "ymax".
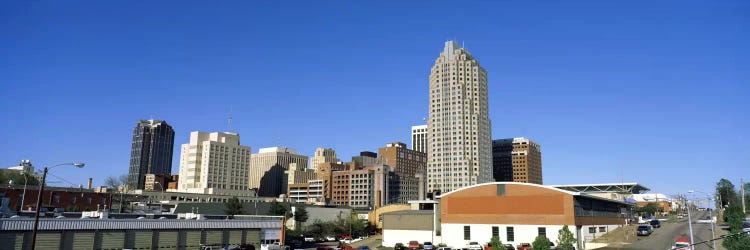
[{"xmin": 464, "ymin": 226, "xmax": 545, "ymax": 242}]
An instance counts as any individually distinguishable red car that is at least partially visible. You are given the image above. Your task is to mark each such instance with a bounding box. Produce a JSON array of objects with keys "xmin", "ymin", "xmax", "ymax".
[
  {"xmin": 515, "ymin": 243, "xmax": 531, "ymax": 250},
  {"xmin": 340, "ymin": 234, "xmax": 353, "ymax": 240},
  {"xmin": 408, "ymin": 241, "xmax": 421, "ymax": 250}
]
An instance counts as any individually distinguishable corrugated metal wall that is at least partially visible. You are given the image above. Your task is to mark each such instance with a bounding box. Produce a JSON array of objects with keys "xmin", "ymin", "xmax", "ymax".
[
  {"xmin": 246, "ymin": 229, "xmax": 261, "ymax": 249},
  {"xmin": 0, "ymin": 231, "xmax": 25, "ymax": 250},
  {"xmin": 204, "ymin": 230, "xmax": 223, "ymax": 246},
  {"xmin": 227, "ymin": 229, "xmax": 243, "ymax": 245},
  {"xmin": 0, "ymin": 226, "xmax": 276, "ymax": 249},
  {"xmin": 98, "ymin": 230, "xmax": 125, "ymax": 250},
  {"xmin": 35, "ymin": 231, "xmax": 62, "ymax": 249},
  {"xmin": 156, "ymin": 230, "xmax": 179, "ymax": 250},
  {"xmin": 62, "ymin": 230, "xmax": 94, "ymax": 250},
  {"xmin": 181, "ymin": 230, "xmax": 201, "ymax": 249}
]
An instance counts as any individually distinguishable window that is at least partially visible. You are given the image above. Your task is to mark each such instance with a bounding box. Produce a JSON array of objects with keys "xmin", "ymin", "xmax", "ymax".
[
  {"xmin": 492, "ymin": 226, "xmax": 499, "ymax": 237},
  {"xmin": 538, "ymin": 227, "xmax": 546, "ymax": 237},
  {"xmin": 506, "ymin": 227, "xmax": 514, "ymax": 242},
  {"xmin": 599, "ymin": 227, "xmax": 606, "ymax": 233},
  {"xmin": 589, "ymin": 227, "xmax": 596, "ymax": 233},
  {"xmin": 464, "ymin": 226, "xmax": 471, "ymax": 240}
]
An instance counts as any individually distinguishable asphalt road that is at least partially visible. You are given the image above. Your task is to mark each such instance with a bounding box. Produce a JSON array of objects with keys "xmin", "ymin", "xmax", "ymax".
[{"xmin": 600, "ymin": 211, "xmax": 724, "ymax": 250}]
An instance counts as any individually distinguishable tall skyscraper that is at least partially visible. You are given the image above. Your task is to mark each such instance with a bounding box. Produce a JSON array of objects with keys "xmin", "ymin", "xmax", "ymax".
[
  {"xmin": 250, "ymin": 147, "xmax": 308, "ymax": 197},
  {"xmin": 310, "ymin": 147, "xmax": 339, "ymax": 170},
  {"xmin": 128, "ymin": 119, "xmax": 175, "ymax": 189},
  {"xmin": 427, "ymin": 41, "xmax": 493, "ymax": 194},
  {"xmin": 492, "ymin": 137, "xmax": 542, "ymax": 184},
  {"xmin": 177, "ymin": 131, "xmax": 252, "ymax": 195},
  {"xmin": 411, "ymin": 124, "xmax": 428, "ymax": 153}
]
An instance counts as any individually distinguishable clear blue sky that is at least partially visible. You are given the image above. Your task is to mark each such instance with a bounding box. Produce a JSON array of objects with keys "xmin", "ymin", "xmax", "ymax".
[{"xmin": 1, "ymin": 1, "xmax": 748, "ymax": 198}]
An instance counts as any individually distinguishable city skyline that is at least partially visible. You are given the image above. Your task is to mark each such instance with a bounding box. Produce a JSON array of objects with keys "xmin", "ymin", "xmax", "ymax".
[{"xmin": 1, "ymin": 1, "xmax": 747, "ymax": 198}]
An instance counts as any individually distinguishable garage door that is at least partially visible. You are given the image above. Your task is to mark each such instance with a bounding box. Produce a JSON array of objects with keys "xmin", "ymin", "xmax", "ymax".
[
  {"xmin": 204, "ymin": 230, "xmax": 223, "ymax": 246},
  {"xmin": 128, "ymin": 230, "xmax": 153, "ymax": 249},
  {"xmin": 0, "ymin": 232, "xmax": 25, "ymax": 250},
  {"xmin": 98, "ymin": 230, "xmax": 125, "ymax": 250},
  {"xmin": 227, "ymin": 230, "xmax": 243, "ymax": 246},
  {"xmin": 246, "ymin": 229, "xmax": 261, "ymax": 249},
  {"xmin": 62, "ymin": 231, "xmax": 94, "ymax": 250},
  {"xmin": 156, "ymin": 230, "xmax": 179, "ymax": 249},
  {"xmin": 36, "ymin": 231, "xmax": 62, "ymax": 250},
  {"xmin": 180, "ymin": 230, "xmax": 201, "ymax": 250}
]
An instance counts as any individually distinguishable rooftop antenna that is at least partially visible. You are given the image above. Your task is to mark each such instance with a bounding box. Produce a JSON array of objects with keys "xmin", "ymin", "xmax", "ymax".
[{"xmin": 228, "ymin": 106, "xmax": 233, "ymax": 132}]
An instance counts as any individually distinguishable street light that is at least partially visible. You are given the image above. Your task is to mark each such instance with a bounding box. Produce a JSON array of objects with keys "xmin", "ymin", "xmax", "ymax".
[
  {"xmin": 31, "ymin": 162, "xmax": 85, "ymax": 250},
  {"xmin": 689, "ymin": 190, "xmax": 716, "ymax": 250},
  {"xmin": 154, "ymin": 182, "xmax": 165, "ymax": 212},
  {"xmin": 684, "ymin": 191, "xmax": 696, "ymax": 250}
]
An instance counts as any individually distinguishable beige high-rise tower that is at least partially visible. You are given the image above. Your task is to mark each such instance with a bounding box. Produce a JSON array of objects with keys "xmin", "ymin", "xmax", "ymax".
[
  {"xmin": 310, "ymin": 147, "xmax": 339, "ymax": 170},
  {"xmin": 427, "ymin": 41, "xmax": 492, "ymax": 194},
  {"xmin": 250, "ymin": 147, "xmax": 308, "ymax": 197},
  {"xmin": 177, "ymin": 131, "xmax": 252, "ymax": 196}
]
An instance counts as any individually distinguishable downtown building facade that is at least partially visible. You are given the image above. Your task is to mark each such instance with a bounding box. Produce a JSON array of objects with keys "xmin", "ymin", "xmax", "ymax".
[
  {"xmin": 128, "ymin": 119, "xmax": 175, "ymax": 189},
  {"xmin": 427, "ymin": 41, "xmax": 493, "ymax": 194},
  {"xmin": 492, "ymin": 137, "xmax": 542, "ymax": 184},
  {"xmin": 250, "ymin": 147, "xmax": 308, "ymax": 197},
  {"xmin": 378, "ymin": 142, "xmax": 427, "ymax": 203},
  {"xmin": 177, "ymin": 131, "xmax": 253, "ymax": 196},
  {"xmin": 310, "ymin": 148, "xmax": 339, "ymax": 170},
  {"xmin": 411, "ymin": 124, "xmax": 428, "ymax": 153}
]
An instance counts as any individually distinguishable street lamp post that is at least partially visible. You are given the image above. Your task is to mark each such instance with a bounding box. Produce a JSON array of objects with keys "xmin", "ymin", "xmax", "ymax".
[
  {"xmin": 685, "ymin": 199, "xmax": 695, "ymax": 250},
  {"xmin": 689, "ymin": 190, "xmax": 716, "ymax": 250},
  {"xmin": 21, "ymin": 174, "xmax": 29, "ymax": 211},
  {"xmin": 30, "ymin": 162, "xmax": 85, "ymax": 250},
  {"xmin": 154, "ymin": 182, "xmax": 165, "ymax": 212}
]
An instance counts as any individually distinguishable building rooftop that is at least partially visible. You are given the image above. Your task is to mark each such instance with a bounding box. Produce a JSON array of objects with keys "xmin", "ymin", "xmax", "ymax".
[
  {"xmin": 258, "ymin": 147, "xmax": 298, "ymax": 154},
  {"xmin": 382, "ymin": 210, "xmax": 434, "ymax": 216}
]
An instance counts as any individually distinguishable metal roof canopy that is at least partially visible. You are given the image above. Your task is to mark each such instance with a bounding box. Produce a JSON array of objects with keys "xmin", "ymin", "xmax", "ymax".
[{"xmin": 551, "ymin": 183, "xmax": 650, "ymax": 194}]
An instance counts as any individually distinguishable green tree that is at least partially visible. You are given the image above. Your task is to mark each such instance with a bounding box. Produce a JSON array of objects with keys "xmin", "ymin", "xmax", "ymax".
[
  {"xmin": 722, "ymin": 203, "xmax": 750, "ymax": 249},
  {"xmin": 225, "ymin": 197, "xmax": 244, "ymax": 217},
  {"xmin": 716, "ymin": 178, "xmax": 738, "ymax": 208},
  {"xmin": 489, "ymin": 236, "xmax": 503, "ymax": 250},
  {"xmin": 2, "ymin": 171, "xmax": 40, "ymax": 187},
  {"xmin": 294, "ymin": 206, "xmax": 309, "ymax": 227},
  {"xmin": 556, "ymin": 225, "xmax": 576, "ymax": 250},
  {"xmin": 270, "ymin": 201, "xmax": 293, "ymax": 218},
  {"xmin": 531, "ymin": 235, "xmax": 552, "ymax": 250},
  {"xmin": 637, "ymin": 202, "xmax": 659, "ymax": 216}
]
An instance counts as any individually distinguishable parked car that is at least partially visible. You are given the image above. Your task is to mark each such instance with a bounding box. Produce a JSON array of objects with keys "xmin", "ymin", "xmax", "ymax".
[
  {"xmin": 697, "ymin": 216, "xmax": 716, "ymax": 224},
  {"xmin": 437, "ymin": 247, "xmax": 452, "ymax": 250},
  {"xmin": 424, "ymin": 242, "xmax": 435, "ymax": 250},
  {"xmin": 742, "ymin": 221, "xmax": 750, "ymax": 233},
  {"xmin": 515, "ymin": 243, "xmax": 531, "ymax": 250},
  {"xmin": 357, "ymin": 247, "xmax": 370, "ymax": 250},
  {"xmin": 650, "ymin": 219, "xmax": 661, "ymax": 228},
  {"xmin": 502, "ymin": 244, "xmax": 514, "ymax": 250},
  {"xmin": 408, "ymin": 241, "xmax": 421, "ymax": 250},
  {"xmin": 395, "ymin": 243, "xmax": 406, "ymax": 250},
  {"xmin": 467, "ymin": 242, "xmax": 483, "ymax": 250},
  {"xmin": 637, "ymin": 225, "xmax": 653, "ymax": 236}
]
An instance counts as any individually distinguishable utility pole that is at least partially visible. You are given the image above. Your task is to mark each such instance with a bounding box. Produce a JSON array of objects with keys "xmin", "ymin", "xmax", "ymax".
[{"xmin": 742, "ymin": 178, "xmax": 746, "ymax": 214}]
